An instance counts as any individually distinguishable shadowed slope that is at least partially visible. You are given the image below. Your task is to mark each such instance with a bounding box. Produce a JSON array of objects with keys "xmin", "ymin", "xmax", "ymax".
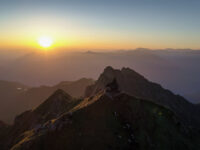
[
  {"xmin": 0, "ymin": 121, "xmax": 10, "ymax": 149},
  {"xmin": 11, "ymin": 92, "xmax": 200, "ymax": 150},
  {"xmin": 1, "ymin": 67, "xmax": 200, "ymax": 150},
  {"xmin": 6, "ymin": 89, "xmax": 82, "ymax": 149},
  {"xmin": 85, "ymin": 66, "xmax": 200, "ymax": 128}
]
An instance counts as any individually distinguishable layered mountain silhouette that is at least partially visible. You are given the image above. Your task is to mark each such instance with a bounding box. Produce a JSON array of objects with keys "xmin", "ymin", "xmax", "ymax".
[
  {"xmin": 1, "ymin": 49, "xmax": 200, "ymax": 103},
  {"xmin": 0, "ymin": 78, "xmax": 94, "ymax": 123},
  {"xmin": 0, "ymin": 66, "xmax": 200, "ymax": 150}
]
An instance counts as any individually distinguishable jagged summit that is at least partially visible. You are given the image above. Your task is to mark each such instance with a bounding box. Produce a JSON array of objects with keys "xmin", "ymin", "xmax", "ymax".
[
  {"xmin": 103, "ymin": 66, "xmax": 115, "ymax": 72},
  {"xmin": 85, "ymin": 66, "xmax": 148, "ymax": 97},
  {"xmin": 85, "ymin": 66, "xmax": 200, "ymax": 128},
  {"xmin": 103, "ymin": 66, "xmax": 146, "ymax": 80}
]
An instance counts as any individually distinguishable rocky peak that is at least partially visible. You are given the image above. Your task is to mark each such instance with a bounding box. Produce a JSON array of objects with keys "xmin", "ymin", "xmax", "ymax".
[
  {"xmin": 6, "ymin": 90, "xmax": 79, "ymax": 148},
  {"xmin": 85, "ymin": 66, "xmax": 200, "ymax": 128},
  {"xmin": 13, "ymin": 89, "xmax": 75, "ymax": 134},
  {"xmin": 102, "ymin": 66, "xmax": 145, "ymax": 81},
  {"xmin": 103, "ymin": 66, "xmax": 115, "ymax": 73},
  {"xmin": 100, "ymin": 66, "xmax": 119, "ymax": 81},
  {"xmin": 85, "ymin": 66, "xmax": 147, "ymax": 97},
  {"xmin": 47, "ymin": 89, "xmax": 72, "ymax": 101},
  {"xmin": 34, "ymin": 89, "xmax": 72, "ymax": 116}
]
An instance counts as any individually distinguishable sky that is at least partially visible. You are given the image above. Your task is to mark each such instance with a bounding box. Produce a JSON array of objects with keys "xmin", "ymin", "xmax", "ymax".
[{"xmin": 0, "ymin": 0, "xmax": 200, "ymax": 50}]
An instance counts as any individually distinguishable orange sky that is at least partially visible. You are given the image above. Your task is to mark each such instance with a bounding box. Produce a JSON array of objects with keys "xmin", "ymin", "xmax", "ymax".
[{"xmin": 1, "ymin": 0, "xmax": 200, "ymax": 50}]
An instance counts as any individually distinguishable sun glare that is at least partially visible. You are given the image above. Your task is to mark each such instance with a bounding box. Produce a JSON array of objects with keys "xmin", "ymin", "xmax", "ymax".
[{"xmin": 38, "ymin": 36, "xmax": 53, "ymax": 48}]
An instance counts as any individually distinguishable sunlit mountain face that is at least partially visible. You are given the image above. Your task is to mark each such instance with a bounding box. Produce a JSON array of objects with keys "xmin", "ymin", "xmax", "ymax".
[{"xmin": 0, "ymin": 0, "xmax": 200, "ymax": 149}]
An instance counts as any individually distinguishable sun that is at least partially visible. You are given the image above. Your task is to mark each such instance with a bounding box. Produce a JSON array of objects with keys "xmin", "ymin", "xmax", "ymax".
[{"xmin": 38, "ymin": 36, "xmax": 53, "ymax": 48}]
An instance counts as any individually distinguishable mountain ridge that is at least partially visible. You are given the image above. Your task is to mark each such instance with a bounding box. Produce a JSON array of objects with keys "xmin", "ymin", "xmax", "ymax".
[
  {"xmin": 85, "ymin": 66, "xmax": 200, "ymax": 128},
  {"xmin": 1, "ymin": 66, "xmax": 200, "ymax": 149},
  {"xmin": 9, "ymin": 90, "xmax": 200, "ymax": 150}
]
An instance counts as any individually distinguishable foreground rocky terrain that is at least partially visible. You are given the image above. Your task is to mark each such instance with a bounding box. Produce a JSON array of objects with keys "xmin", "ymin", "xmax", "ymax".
[{"xmin": 0, "ymin": 67, "xmax": 199, "ymax": 150}]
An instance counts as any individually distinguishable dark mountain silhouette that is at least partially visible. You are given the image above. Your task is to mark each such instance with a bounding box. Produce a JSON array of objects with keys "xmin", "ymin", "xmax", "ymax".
[
  {"xmin": 85, "ymin": 66, "xmax": 200, "ymax": 128},
  {"xmin": 6, "ymin": 89, "xmax": 82, "ymax": 148},
  {"xmin": 0, "ymin": 78, "xmax": 94, "ymax": 123},
  {"xmin": 3, "ymin": 87, "xmax": 200, "ymax": 150},
  {"xmin": 0, "ymin": 66, "xmax": 200, "ymax": 150}
]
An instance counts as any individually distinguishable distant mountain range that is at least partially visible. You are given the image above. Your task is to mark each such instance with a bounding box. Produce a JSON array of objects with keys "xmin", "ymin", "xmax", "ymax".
[
  {"xmin": 0, "ymin": 66, "xmax": 199, "ymax": 150},
  {"xmin": 0, "ymin": 78, "xmax": 94, "ymax": 123},
  {"xmin": 1, "ymin": 49, "xmax": 200, "ymax": 103}
]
